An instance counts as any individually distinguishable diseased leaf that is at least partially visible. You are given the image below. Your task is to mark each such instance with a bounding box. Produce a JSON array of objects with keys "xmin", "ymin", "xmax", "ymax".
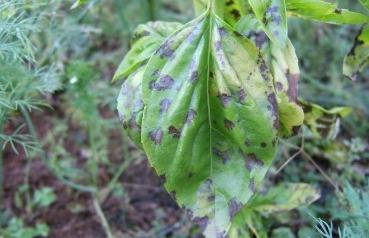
[
  {"xmin": 141, "ymin": 12, "xmax": 279, "ymax": 237},
  {"xmin": 230, "ymin": 209, "xmax": 267, "ymax": 238},
  {"xmin": 236, "ymin": 15, "xmax": 304, "ymax": 136},
  {"xmin": 116, "ymin": 21, "xmax": 182, "ymax": 145},
  {"xmin": 113, "ymin": 21, "xmax": 183, "ymax": 82},
  {"xmin": 229, "ymin": 183, "xmax": 319, "ymax": 238},
  {"xmin": 248, "ymin": 0, "xmax": 288, "ymax": 47},
  {"xmin": 249, "ymin": 183, "xmax": 320, "ymax": 214},
  {"xmin": 343, "ymin": 25, "xmax": 369, "ymax": 80},
  {"xmin": 285, "ymin": 0, "xmax": 369, "ymax": 24},
  {"xmin": 301, "ymin": 101, "xmax": 351, "ymax": 139}
]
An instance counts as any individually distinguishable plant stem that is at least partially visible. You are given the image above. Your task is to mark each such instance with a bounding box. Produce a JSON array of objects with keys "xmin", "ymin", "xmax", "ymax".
[
  {"xmin": 148, "ymin": 0, "xmax": 156, "ymax": 21},
  {"xmin": 0, "ymin": 117, "xmax": 5, "ymax": 212},
  {"xmin": 93, "ymin": 196, "xmax": 114, "ymax": 238}
]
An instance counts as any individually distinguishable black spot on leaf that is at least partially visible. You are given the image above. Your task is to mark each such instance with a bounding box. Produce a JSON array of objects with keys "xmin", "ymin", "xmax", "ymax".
[
  {"xmin": 238, "ymin": 89, "xmax": 246, "ymax": 103},
  {"xmin": 224, "ymin": 119, "xmax": 235, "ymax": 130},
  {"xmin": 287, "ymin": 72, "xmax": 299, "ymax": 102},
  {"xmin": 149, "ymin": 129, "xmax": 164, "ymax": 145},
  {"xmin": 213, "ymin": 148, "xmax": 230, "ymax": 164},
  {"xmin": 275, "ymin": 82, "xmax": 283, "ymax": 91},
  {"xmin": 260, "ymin": 142, "xmax": 267, "ymax": 148},
  {"xmin": 190, "ymin": 71, "xmax": 198, "ymax": 82},
  {"xmin": 218, "ymin": 27, "xmax": 227, "ymax": 37},
  {"xmin": 168, "ymin": 126, "xmax": 181, "ymax": 139}
]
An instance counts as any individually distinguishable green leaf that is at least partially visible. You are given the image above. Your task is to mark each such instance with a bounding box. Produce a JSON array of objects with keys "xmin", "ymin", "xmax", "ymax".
[
  {"xmin": 116, "ymin": 21, "xmax": 182, "ymax": 145},
  {"xmin": 301, "ymin": 101, "xmax": 351, "ymax": 139},
  {"xmin": 112, "ymin": 21, "xmax": 183, "ymax": 82},
  {"xmin": 285, "ymin": 0, "xmax": 369, "ymax": 24},
  {"xmin": 271, "ymin": 227, "xmax": 295, "ymax": 238},
  {"xmin": 33, "ymin": 187, "xmax": 56, "ymax": 208},
  {"xmin": 141, "ymin": 11, "xmax": 279, "ymax": 237},
  {"xmin": 230, "ymin": 209, "xmax": 267, "ymax": 238},
  {"xmin": 236, "ymin": 15, "xmax": 304, "ymax": 136},
  {"xmin": 249, "ymin": 183, "xmax": 320, "ymax": 215},
  {"xmin": 248, "ymin": 0, "xmax": 288, "ymax": 47},
  {"xmin": 343, "ymin": 25, "xmax": 369, "ymax": 80}
]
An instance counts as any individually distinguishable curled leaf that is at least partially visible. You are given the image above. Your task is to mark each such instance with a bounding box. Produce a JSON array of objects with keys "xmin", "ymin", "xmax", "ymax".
[
  {"xmin": 301, "ymin": 101, "xmax": 351, "ymax": 139},
  {"xmin": 344, "ymin": 25, "xmax": 369, "ymax": 80}
]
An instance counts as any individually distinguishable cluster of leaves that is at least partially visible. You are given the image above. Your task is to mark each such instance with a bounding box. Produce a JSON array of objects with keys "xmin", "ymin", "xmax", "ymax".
[{"xmin": 114, "ymin": 0, "xmax": 369, "ymax": 237}]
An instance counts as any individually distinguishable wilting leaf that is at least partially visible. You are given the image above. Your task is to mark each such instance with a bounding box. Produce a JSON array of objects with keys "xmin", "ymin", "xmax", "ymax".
[
  {"xmin": 113, "ymin": 21, "xmax": 183, "ymax": 82},
  {"xmin": 116, "ymin": 21, "xmax": 182, "ymax": 145},
  {"xmin": 285, "ymin": 0, "xmax": 369, "ymax": 24},
  {"xmin": 343, "ymin": 25, "xmax": 369, "ymax": 80},
  {"xmin": 248, "ymin": 0, "xmax": 288, "ymax": 47},
  {"xmin": 301, "ymin": 101, "xmax": 351, "ymax": 139},
  {"xmin": 236, "ymin": 14, "xmax": 304, "ymax": 137},
  {"xmin": 229, "ymin": 183, "xmax": 319, "ymax": 238},
  {"xmin": 141, "ymin": 11, "xmax": 279, "ymax": 237}
]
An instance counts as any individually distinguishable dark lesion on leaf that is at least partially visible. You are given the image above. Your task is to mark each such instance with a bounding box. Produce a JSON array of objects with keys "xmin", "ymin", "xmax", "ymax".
[
  {"xmin": 149, "ymin": 74, "xmax": 174, "ymax": 91},
  {"xmin": 243, "ymin": 152, "xmax": 264, "ymax": 171},
  {"xmin": 218, "ymin": 93, "xmax": 232, "ymax": 107},
  {"xmin": 186, "ymin": 109, "xmax": 197, "ymax": 123},
  {"xmin": 190, "ymin": 70, "xmax": 199, "ymax": 82},
  {"xmin": 160, "ymin": 98, "xmax": 171, "ymax": 113},
  {"xmin": 156, "ymin": 40, "xmax": 175, "ymax": 58},
  {"xmin": 286, "ymin": 71, "xmax": 299, "ymax": 102},
  {"xmin": 212, "ymin": 147, "xmax": 230, "ymax": 164},
  {"xmin": 168, "ymin": 126, "xmax": 181, "ymax": 139},
  {"xmin": 238, "ymin": 89, "xmax": 246, "ymax": 103},
  {"xmin": 224, "ymin": 119, "xmax": 235, "ymax": 130},
  {"xmin": 149, "ymin": 128, "xmax": 164, "ymax": 145},
  {"xmin": 193, "ymin": 216, "xmax": 209, "ymax": 231},
  {"xmin": 267, "ymin": 93, "xmax": 279, "ymax": 129},
  {"xmin": 228, "ymin": 197, "xmax": 243, "ymax": 219}
]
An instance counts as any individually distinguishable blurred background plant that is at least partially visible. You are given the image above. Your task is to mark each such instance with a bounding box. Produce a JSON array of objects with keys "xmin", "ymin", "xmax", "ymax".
[{"xmin": 0, "ymin": 0, "xmax": 368, "ymax": 237}]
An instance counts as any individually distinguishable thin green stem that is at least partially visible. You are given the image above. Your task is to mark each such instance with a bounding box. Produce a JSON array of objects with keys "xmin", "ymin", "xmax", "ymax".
[
  {"xmin": 93, "ymin": 196, "xmax": 115, "ymax": 238},
  {"xmin": 148, "ymin": 0, "xmax": 156, "ymax": 21}
]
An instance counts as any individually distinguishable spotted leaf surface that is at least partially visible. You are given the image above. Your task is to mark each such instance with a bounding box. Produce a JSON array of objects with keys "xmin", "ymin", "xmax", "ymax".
[
  {"xmin": 285, "ymin": 0, "xmax": 369, "ymax": 25},
  {"xmin": 141, "ymin": 11, "xmax": 278, "ymax": 237},
  {"xmin": 236, "ymin": 15, "xmax": 304, "ymax": 136},
  {"xmin": 113, "ymin": 21, "xmax": 183, "ymax": 82},
  {"xmin": 302, "ymin": 101, "xmax": 351, "ymax": 139},
  {"xmin": 248, "ymin": 0, "xmax": 288, "ymax": 47},
  {"xmin": 344, "ymin": 25, "xmax": 369, "ymax": 80},
  {"xmin": 229, "ymin": 183, "xmax": 320, "ymax": 238},
  {"xmin": 116, "ymin": 22, "xmax": 182, "ymax": 145}
]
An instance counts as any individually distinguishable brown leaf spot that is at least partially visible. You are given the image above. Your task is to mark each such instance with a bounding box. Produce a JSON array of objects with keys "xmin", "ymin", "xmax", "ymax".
[
  {"xmin": 275, "ymin": 82, "xmax": 283, "ymax": 91},
  {"xmin": 228, "ymin": 198, "xmax": 243, "ymax": 218},
  {"xmin": 224, "ymin": 119, "xmax": 235, "ymax": 130},
  {"xmin": 150, "ymin": 74, "xmax": 174, "ymax": 91},
  {"xmin": 244, "ymin": 153, "xmax": 264, "ymax": 171},
  {"xmin": 219, "ymin": 93, "xmax": 232, "ymax": 107},
  {"xmin": 190, "ymin": 71, "xmax": 198, "ymax": 82},
  {"xmin": 168, "ymin": 126, "xmax": 181, "ymax": 139},
  {"xmin": 149, "ymin": 129, "xmax": 163, "ymax": 145},
  {"xmin": 157, "ymin": 40, "xmax": 174, "ymax": 58},
  {"xmin": 287, "ymin": 72, "xmax": 299, "ymax": 102},
  {"xmin": 268, "ymin": 93, "xmax": 279, "ymax": 129},
  {"xmin": 213, "ymin": 148, "xmax": 230, "ymax": 164},
  {"xmin": 238, "ymin": 89, "xmax": 246, "ymax": 103}
]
